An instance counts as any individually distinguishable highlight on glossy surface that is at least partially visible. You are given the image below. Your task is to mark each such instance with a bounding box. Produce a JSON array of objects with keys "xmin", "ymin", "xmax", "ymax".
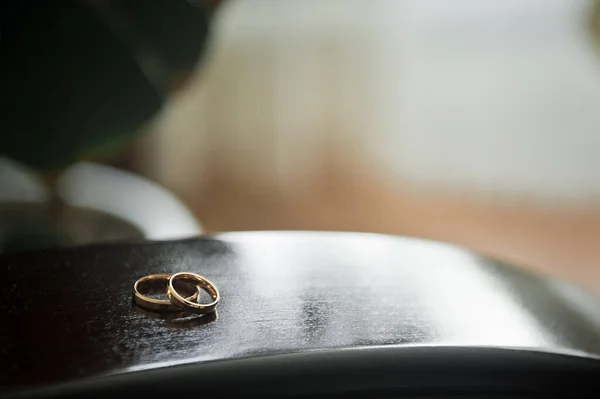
[
  {"xmin": 133, "ymin": 274, "xmax": 199, "ymax": 312},
  {"xmin": 167, "ymin": 272, "xmax": 220, "ymax": 314}
]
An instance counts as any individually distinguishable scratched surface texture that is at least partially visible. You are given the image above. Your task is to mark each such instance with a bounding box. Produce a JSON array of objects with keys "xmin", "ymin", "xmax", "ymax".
[{"xmin": 1, "ymin": 231, "xmax": 600, "ymax": 391}]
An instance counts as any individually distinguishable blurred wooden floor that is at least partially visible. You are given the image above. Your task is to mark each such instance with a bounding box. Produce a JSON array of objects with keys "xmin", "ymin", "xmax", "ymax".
[{"xmin": 184, "ymin": 168, "xmax": 600, "ymax": 296}]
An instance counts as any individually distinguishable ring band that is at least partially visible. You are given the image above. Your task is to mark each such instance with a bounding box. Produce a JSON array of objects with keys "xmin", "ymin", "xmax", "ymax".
[
  {"xmin": 167, "ymin": 272, "xmax": 220, "ymax": 314},
  {"xmin": 133, "ymin": 274, "xmax": 199, "ymax": 312}
]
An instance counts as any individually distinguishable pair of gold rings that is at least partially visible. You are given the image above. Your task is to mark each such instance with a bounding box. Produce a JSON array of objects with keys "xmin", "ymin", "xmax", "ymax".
[{"xmin": 132, "ymin": 272, "xmax": 220, "ymax": 315}]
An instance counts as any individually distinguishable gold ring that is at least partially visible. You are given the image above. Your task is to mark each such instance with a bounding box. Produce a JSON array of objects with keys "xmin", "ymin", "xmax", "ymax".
[
  {"xmin": 133, "ymin": 274, "xmax": 199, "ymax": 312},
  {"xmin": 167, "ymin": 272, "xmax": 220, "ymax": 314}
]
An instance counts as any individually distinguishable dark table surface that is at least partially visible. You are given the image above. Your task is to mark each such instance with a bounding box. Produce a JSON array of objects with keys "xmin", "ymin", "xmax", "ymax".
[{"xmin": 2, "ymin": 231, "xmax": 600, "ymax": 394}]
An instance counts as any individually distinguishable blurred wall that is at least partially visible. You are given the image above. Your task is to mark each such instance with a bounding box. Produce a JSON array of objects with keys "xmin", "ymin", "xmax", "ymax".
[{"xmin": 151, "ymin": 0, "xmax": 600, "ymax": 201}]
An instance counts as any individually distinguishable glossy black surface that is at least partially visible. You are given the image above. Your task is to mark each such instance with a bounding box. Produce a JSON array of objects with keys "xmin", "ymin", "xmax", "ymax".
[{"xmin": 1, "ymin": 231, "xmax": 600, "ymax": 394}]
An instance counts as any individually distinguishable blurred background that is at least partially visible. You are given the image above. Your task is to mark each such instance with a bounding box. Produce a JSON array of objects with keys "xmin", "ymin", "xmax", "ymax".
[{"xmin": 2, "ymin": 0, "xmax": 600, "ymax": 293}]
